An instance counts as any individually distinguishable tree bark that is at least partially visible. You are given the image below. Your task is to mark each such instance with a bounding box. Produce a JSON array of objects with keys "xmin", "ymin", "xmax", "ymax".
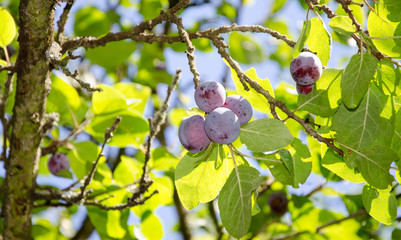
[{"xmin": 3, "ymin": 0, "xmax": 55, "ymax": 239}]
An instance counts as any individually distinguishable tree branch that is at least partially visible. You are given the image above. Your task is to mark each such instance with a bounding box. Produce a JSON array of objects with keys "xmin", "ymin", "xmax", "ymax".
[
  {"xmin": 0, "ymin": 65, "xmax": 16, "ymax": 73},
  {"xmin": 61, "ymin": 0, "xmax": 191, "ymax": 53},
  {"xmin": 77, "ymin": 116, "xmax": 122, "ymax": 201},
  {"xmin": 129, "ymin": 69, "xmax": 181, "ymax": 203},
  {"xmin": 208, "ymin": 201, "xmax": 223, "ymax": 239},
  {"xmin": 62, "ymin": 24, "xmax": 296, "ymax": 53},
  {"xmin": 170, "ymin": 14, "xmax": 200, "ymax": 88},
  {"xmin": 335, "ymin": 0, "xmax": 362, "ymax": 32},
  {"xmin": 210, "ymin": 35, "xmax": 344, "ymax": 156},
  {"xmin": 56, "ymin": 0, "xmax": 76, "ymax": 43},
  {"xmin": 173, "ymin": 189, "xmax": 192, "ymax": 240}
]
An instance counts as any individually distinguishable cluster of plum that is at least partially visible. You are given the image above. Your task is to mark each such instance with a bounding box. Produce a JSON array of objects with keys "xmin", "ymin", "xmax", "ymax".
[
  {"xmin": 178, "ymin": 81, "xmax": 253, "ymax": 153},
  {"xmin": 290, "ymin": 52, "xmax": 323, "ymax": 95}
]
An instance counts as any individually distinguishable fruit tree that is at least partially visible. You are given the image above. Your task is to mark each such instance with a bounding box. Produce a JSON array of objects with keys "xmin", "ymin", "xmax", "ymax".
[{"xmin": 1, "ymin": 0, "xmax": 401, "ymax": 239}]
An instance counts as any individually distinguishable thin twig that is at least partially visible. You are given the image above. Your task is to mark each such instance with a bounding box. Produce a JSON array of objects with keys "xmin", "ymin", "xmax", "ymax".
[
  {"xmin": 170, "ymin": 14, "xmax": 200, "ymax": 88},
  {"xmin": 85, "ymin": 190, "xmax": 158, "ymax": 210},
  {"xmin": 77, "ymin": 116, "xmax": 122, "ymax": 201},
  {"xmin": 305, "ymin": 180, "xmax": 327, "ymax": 198},
  {"xmin": 41, "ymin": 116, "xmax": 92, "ymax": 156},
  {"xmin": 0, "ymin": 65, "xmax": 15, "ymax": 73},
  {"xmin": 61, "ymin": 0, "xmax": 191, "ymax": 53},
  {"xmin": 208, "ymin": 201, "xmax": 224, "ymax": 239},
  {"xmin": 129, "ymin": 69, "xmax": 181, "ymax": 203},
  {"xmin": 335, "ymin": 0, "xmax": 362, "ymax": 32},
  {"xmin": 56, "ymin": 0, "xmax": 76, "ymax": 43},
  {"xmin": 61, "ymin": 68, "xmax": 103, "ymax": 92}
]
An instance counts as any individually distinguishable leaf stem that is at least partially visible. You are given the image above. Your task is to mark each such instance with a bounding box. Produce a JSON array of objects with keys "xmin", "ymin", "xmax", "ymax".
[{"xmin": 230, "ymin": 144, "xmax": 280, "ymax": 163}]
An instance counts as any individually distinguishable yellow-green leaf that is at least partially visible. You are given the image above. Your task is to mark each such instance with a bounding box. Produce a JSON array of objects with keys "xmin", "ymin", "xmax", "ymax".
[{"xmin": 0, "ymin": 8, "xmax": 16, "ymax": 47}]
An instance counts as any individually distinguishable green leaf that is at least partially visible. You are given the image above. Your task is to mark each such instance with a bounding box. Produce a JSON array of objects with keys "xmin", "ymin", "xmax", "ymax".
[
  {"xmin": 68, "ymin": 141, "xmax": 102, "ymax": 179},
  {"xmin": 297, "ymin": 87, "xmax": 337, "ymax": 117},
  {"xmin": 141, "ymin": 213, "xmax": 163, "ymax": 240},
  {"xmin": 115, "ymin": 82, "xmax": 151, "ymax": 114},
  {"xmin": 332, "ymin": 86, "xmax": 391, "ymax": 151},
  {"xmin": 140, "ymin": 0, "xmax": 168, "ymax": 20},
  {"xmin": 85, "ymin": 109, "xmax": 149, "ymax": 148},
  {"xmin": 218, "ymin": 165, "xmax": 262, "ymax": 238},
  {"xmin": 74, "ymin": 7, "xmax": 110, "ymax": 37},
  {"xmin": 47, "ymin": 75, "xmax": 88, "ymax": 126},
  {"xmin": 175, "ymin": 144, "xmax": 239, "ymax": 210},
  {"xmin": 229, "ymin": 32, "xmax": 265, "ymax": 64},
  {"xmin": 114, "ymin": 156, "xmax": 142, "ymax": 185},
  {"xmin": 341, "ymin": 53, "xmax": 379, "ymax": 109},
  {"xmin": 151, "ymin": 147, "xmax": 179, "ymax": 172},
  {"xmin": 391, "ymin": 109, "xmax": 401, "ymax": 159},
  {"xmin": 271, "ymin": 0, "xmax": 287, "ymax": 14},
  {"xmin": 92, "ymin": 84, "xmax": 128, "ymax": 115},
  {"xmin": 377, "ymin": 58, "xmax": 401, "ymax": 96},
  {"xmin": 231, "ymin": 67, "xmax": 275, "ymax": 114},
  {"xmin": 336, "ymin": 2, "xmax": 365, "ymax": 26},
  {"xmin": 55, "ymin": 169, "xmax": 73, "ymax": 179},
  {"xmin": 0, "ymin": 8, "xmax": 16, "ymax": 47},
  {"xmin": 343, "ymin": 145, "xmax": 396, "ymax": 189},
  {"xmin": 240, "ymin": 118, "xmax": 294, "ymax": 152},
  {"xmin": 135, "ymin": 43, "xmax": 172, "ymax": 88},
  {"xmin": 329, "ymin": 16, "xmax": 357, "ymax": 35},
  {"xmin": 87, "ymin": 206, "xmax": 128, "ymax": 239},
  {"xmin": 382, "ymin": 0, "xmax": 401, "ymax": 22},
  {"xmin": 393, "ymin": 229, "xmax": 401, "ymax": 240},
  {"xmin": 261, "ymin": 139, "xmax": 311, "ymax": 187},
  {"xmin": 362, "ymin": 184, "xmax": 397, "ymax": 224},
  {"xmin": 214, "ymin": 144, "xmax": 226, "ymax": 170},
  {"xmin": 367, "ymin": 3, "xmax": 401, "ymax": 58},
  {"xmin": 86, "ymin": 41, "xmax": 136, "ymax": 70},
  {"xmin": 217, "ymin": 2, "xmax": 236, "ymax": 22},
  {"xmin": 273, "ymin": 147, "xmax": 311, "ymax": 187},
  {"xmin": 307, "ymin": 17, "xmax": 332, "ymax": 65},
  {"xmin": 32, "ymin": 219, "xmax": 68, "ymax": 240},
  {"xmin": 297, "ymin": 68, "xmax": 342, "ymax": 116},
  {"xmin": 322, "ymin": 148, "xmax": 365, "ymax": 183},
  {"xmin": 293, "ymin": 20, "xmax": 311, "ymax": 58}
]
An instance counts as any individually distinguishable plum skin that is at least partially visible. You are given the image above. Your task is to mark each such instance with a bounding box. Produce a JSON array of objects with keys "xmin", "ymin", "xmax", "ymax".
[
  {"xmin": 204, "ymin": 107, "xmax": 240, "ymax": 144},
  {"xmin": 296, "ymin": 83, "xmax": 314, "ymax": 95},
  {"xmin": 178, "ymin": 115, "xmax": 211, "ymax": 153},
  {"xmin": 194, "ymin": 81, "xmax": 226, "ymax": 113},
  {"xmin": 268, "ymin": 192, "xmax": 288, "ymax": 215},
  {"xmin": 223, "ymin": 95, "xmax": 253, "ymax": 126},
  {"xmin": 290, "ymin": 52, "xmax": 322, "ymax": 86},
  {"xmin": 48, "ymin": 153, "xmax": 70, "ymax": 176}
]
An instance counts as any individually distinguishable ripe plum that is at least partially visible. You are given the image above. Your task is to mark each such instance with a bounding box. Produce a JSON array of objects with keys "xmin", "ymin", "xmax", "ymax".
[
  {"xmin": 178, "ymin": 115, "xmax": 211, "ymax": 153},
  {"xmin": 194, "ymin": 81, "xmax": 226, "ymax": 113},
  {"xmin": 204, "ymin": 107, "xmax": 240, "ymax": 144},
  {"xmin": 223, "ymin": 95, "xmax": 252, "ymax": 125},
  {"xmin": 290, "ymin": 52, "xmax": 322, "ymax": 85}
]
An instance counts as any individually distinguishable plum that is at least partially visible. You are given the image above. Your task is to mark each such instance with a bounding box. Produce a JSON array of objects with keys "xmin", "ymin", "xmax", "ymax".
[
  {"xmin": 194, "ymin": 81, "xmax": 226, "ymax": 113},
  {"xmin": 290, "ymin": 52, "xmax": 322, "ymax": 85},
  {"xmin": 223, "ymin": 95, "xmax": 252, "ymax": 125},
  {"xmin": 204, "ymin": 107, "xmax": 240, "ymax": 144},
  {"xmin": 179, "ymin": 115, "xmax": 211, "ymax": 153},
  {"xmin": 268, "ymin": 192, "xmax": 288, "ymax": 215},
  {"xmin": 48, "ymin": 153, "xmax": 70, "ymax": 176},
  {"xmin": 296, "ymin": 83, "xmax": 314, "ymax": 95}
]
